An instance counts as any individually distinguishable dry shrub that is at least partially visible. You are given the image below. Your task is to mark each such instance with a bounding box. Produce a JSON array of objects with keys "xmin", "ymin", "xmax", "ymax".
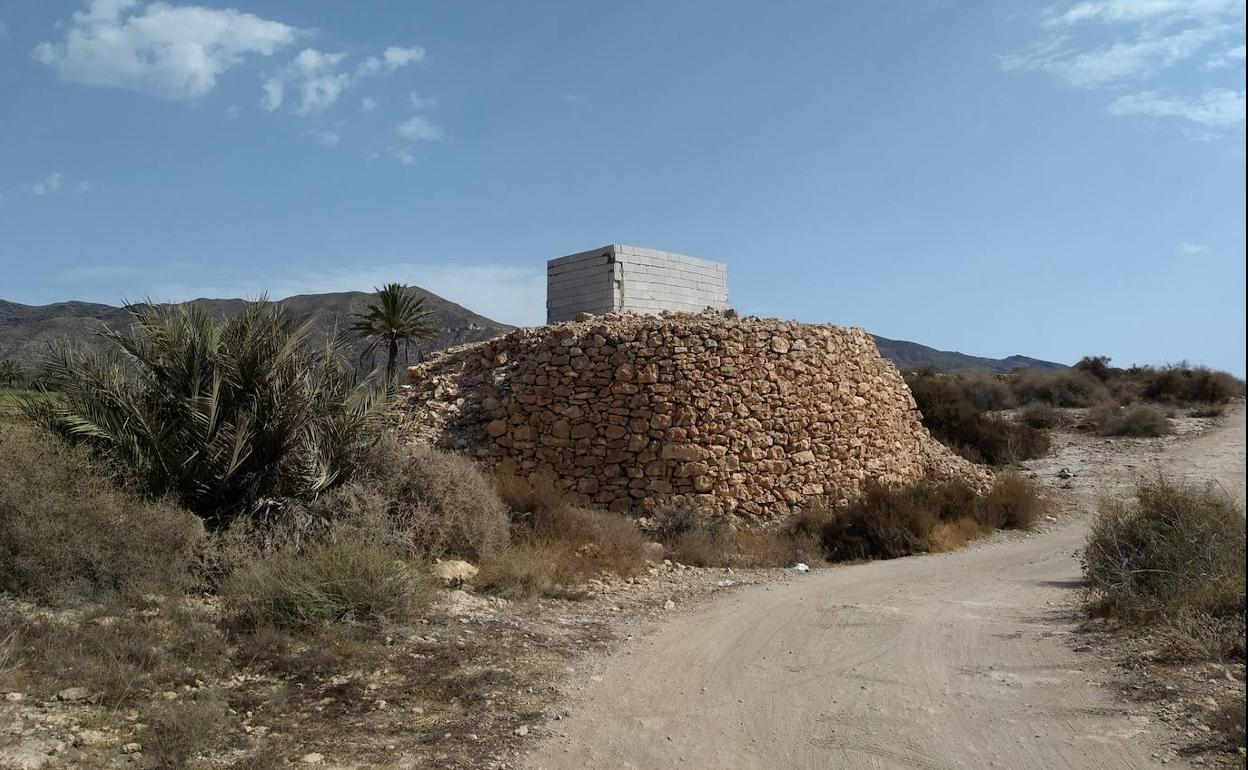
[
  {"xmin": 1019, "ymin": 403, "xmax": 1067, "ymax": 429},
  {"xmin": 973, "ymin": 472, "xmax": 1044, "ymax": 530},
  {"xmin": 1186, "ymin": 405, "xmax": 1225, "ymax": 418},
  {"xmin": 316, "ymin": 438, "xmax": 510, "ymax": 561},
  {"xmin": 809, "ymin": 475, "xmax": 1042, "ymax": 562},
  {"xmin": 1084, "ymin": 403, "xmax": 1173, "ymax": 437},
  {"xmin": 141, "ymin": 694, "xmax": 231, "ymax": 769},
  {"xmin": 1084, "ymin": 478, "xmax": 1245, "ymax": 661},
  {"xmin": 222, "ymin": 533, "xmax": 434, "ymax": 629},
  {"xmin": 477, "ymin": 473, "xmax": 648, "ymax": 597},
  {"xmin": 1209, "ymin": 699, "xmax": 1247, "ymax": 753},
  {"xmin": 1009, "ymin": 368, "xmax": 1107, "ymax": 407},
  {"xmin": 1136, "ymin": 363, "xmax": 1245, "ymax": 404},
  {"xmin": 233, "ymin": 622, "xmax": 381, "ymax": 680},
  {"xmin": 496, "ymin": 468, "xmax": 568, "ymax": 516},
  {"xmin": 0, "ymin": 425, "xmax": 203, "ymax": 605},
  {"xmin": 928, "ymin": 518, "xmax": 986, "ymax": 553},
  {"xmin": 905, "ymin": 371, "xmax": 1051, "ymax": 465},
  {"xmin": 956, "ymin": 371, "xmax": 1017, "ymax": 411},
  {"xmin": 1154, "ymin": 611, "xmax": 1245, "ymax": 663}
]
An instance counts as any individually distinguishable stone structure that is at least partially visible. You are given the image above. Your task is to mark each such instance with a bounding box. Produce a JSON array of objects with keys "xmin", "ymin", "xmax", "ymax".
[
  {"xmin": 405, "ymin": 310, "xmax": 989, "ymax": 519},
  {"xmin": 547, "ymin": 244, "xmax": 730, "ymax": 323}
]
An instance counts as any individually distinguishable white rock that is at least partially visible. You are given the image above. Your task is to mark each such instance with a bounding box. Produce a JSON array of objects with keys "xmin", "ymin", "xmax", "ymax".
[
  {"xmin": 433, "ymin": 560, "xmax": 479, "ymax": 586},
  {"xmin": 793, "ymin": 563, "xmax": 811, "ymax": 573},
  {"xmin": 120, "ymin": 743, "xmax": 141, "ymax": 755},
  {"xmin": 55, "ymin": 686, "xmax": 90, "ymax": 702},
  {"xmin": 514, "ymin": 725, "xmax": 530, "ymax": 737},
  {"xmin": 663, "ymin": 599, "xmax": 676, "ymax": 610},
  {"xmin": 300, "ymin": 752, "xmax": 325, "ymax": 764}
]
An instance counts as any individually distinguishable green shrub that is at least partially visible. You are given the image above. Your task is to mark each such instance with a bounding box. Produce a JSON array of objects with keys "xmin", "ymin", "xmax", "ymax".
[
  {"xmin": 24, "ymin": 300, "xmax": 384, "ymax": 525},
  {"xmin": 0, "ymin": 425, "xmax": 203, "ymax": 604},
  {"xmin": 1084, "ymin": 478, "xmax": 1245, "ymax": 635},
  {"xmin": 1084, "ymin": 403, "xmax": 1173, "ymax": 437},
  {"xmin": 905, "ymin": 371, "xmax": 1050, "ymax": 464},
  {"xmin": 222, "ymin": 534, "xmax": 433, "ymax": 628}
]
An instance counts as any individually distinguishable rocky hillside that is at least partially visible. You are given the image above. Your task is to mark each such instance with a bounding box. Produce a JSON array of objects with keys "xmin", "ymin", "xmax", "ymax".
[
  {"xmin": 0, "ymin": 292, "xmax": 1065, "ymax": 377},
  {"xmin": 0, "ymin": 290, "xmax": 511, "ymax": 373}
]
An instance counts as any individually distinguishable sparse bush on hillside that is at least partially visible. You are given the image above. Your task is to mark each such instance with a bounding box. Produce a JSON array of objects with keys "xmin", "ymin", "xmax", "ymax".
[
  {"xmin": 24, "ymin": 300, "xmax": 385, "ymax": 526},
  {"xmin": 0, "ymin": 425, "xmax": 202, "ymax": 605},
  {"xmin": 905, "ymin": 371, "xmax": 1050, "ymax": 464},
  {"xmin": 972, "ymin": 472, "xmax": 1044, "ymax": 530},
  {"xmin": 1083, "ymin": 478, "xmax": 1245, "ymax": 660},
  {"xmin": 1083, "ymin": 403, "xmax": 1173, "ymax": 437},
  {"xmin": 222, "ymin": 533, "xmax": 433, "ymax": 629}
]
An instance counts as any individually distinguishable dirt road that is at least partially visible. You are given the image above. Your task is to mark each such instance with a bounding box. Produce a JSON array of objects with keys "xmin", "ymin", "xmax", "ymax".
[{"xmin": 525, "ymin": 407, "xmax": 1245, "ymax": 770}]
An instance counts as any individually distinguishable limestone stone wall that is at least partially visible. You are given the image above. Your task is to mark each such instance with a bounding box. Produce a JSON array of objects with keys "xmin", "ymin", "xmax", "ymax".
[{"xmin": 404, "ymin": 310, "xmax": 989, "ymax": 518}]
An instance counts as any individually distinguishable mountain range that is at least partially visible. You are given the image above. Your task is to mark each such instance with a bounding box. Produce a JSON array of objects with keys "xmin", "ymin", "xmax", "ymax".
[{"xmin": 0, "ymin": 291, "xmax": 1064, "ymax": 376}]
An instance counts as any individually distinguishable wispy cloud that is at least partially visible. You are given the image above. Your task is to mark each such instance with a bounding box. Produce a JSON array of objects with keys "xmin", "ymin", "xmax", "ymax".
[
  {"xmin": 260, "ymin": 45, "xmax": 424, "ymax": 114},
  {"xmin": 1179, "ymin": 242, "xmax": 1207, "ymax": 255},
  {"xmin": 360, "ymin": 96, "xmax": 377, "ymax": 112},
  {"xmin": 1001, "ymin": 0, "xmax": 1245, "ymax": 133},
  {"xmin": 30, "ymin": 172, "xmax": 64, "ymax": 196},
  {"xmin": 33, "ymin": 0, "xmax": 299, "ymax": 100},
  {"xmin": 390, "ymin": 111, "xmax": 443, "ymax": 165},
  {"xmin": 1109, "ymin": 88, "xmax": 1245, "ymax": 128}
]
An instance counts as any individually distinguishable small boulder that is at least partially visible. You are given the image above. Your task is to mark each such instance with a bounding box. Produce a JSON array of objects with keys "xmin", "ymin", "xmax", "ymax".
[
  {"xmin": 641, "ymin": 542, "xmax": 665, "ymax": 564},
  {"xmin": 433, "ymin": 560, "xmax": 479, "ymax": 588},
  {"xmin": 55, "ymin": 687, "xmax": 90, "ymax": 702}
]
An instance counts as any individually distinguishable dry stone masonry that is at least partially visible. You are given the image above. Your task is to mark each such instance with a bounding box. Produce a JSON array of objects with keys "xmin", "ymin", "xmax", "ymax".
[
  {"xmin": 405, "ymin": 310, "xmax": 989, "ymax": 519},
  {"xmin": 547, "ymin": 245, "xmax": 730, "ymax": 323}
]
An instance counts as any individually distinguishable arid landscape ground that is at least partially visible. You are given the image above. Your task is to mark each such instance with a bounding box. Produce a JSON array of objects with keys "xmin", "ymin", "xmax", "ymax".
[{"xmin": 2, "ymin": 398, "xmax": 1242, "ymax": 769}]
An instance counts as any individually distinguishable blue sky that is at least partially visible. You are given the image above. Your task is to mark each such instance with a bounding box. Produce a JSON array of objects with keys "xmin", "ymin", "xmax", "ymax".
[{"xmin": 1, "ymin": 0, "xmax": 1244, "ymax": 373}]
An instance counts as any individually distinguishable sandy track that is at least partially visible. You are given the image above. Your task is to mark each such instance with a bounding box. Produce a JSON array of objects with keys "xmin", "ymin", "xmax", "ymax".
[{"xmin": 525, "ymin": 407, "xmax": 1245, "ymax": 770}]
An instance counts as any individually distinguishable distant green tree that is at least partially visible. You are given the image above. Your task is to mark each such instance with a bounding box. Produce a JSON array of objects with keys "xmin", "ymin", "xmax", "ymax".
[
  {"xmin": 0, "ymin": 359, "xmax": 23, "ymax": 388},
  {"xmin": 349, "ymin": 283, "xmax": 436, "ymax": 387}
]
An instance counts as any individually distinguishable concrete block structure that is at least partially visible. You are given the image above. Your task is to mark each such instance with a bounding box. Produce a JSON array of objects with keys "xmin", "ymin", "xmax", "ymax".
[{"xmin": 546, "ymin": 244, "xmax": 729, "ymax": 323}]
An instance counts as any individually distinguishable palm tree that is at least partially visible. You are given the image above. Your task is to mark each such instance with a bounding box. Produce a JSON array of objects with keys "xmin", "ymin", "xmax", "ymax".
[
  {"xmin": 349, "ymin": 283, "xmax": 436, "ymax": 387},
  {"xmin": 25, "ymin": 299, "xmax": 385, "ymax": 525},
  {"xmin": 0, "ymin": 359, "xmax": 22, "ymax": 388}
]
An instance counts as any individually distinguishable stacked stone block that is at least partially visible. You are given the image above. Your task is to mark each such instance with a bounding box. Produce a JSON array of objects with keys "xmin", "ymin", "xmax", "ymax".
[
  {"xmin": 405, "ymin": 310, "xmax": 990, "ymax": 519},
  {"xmin": 547, "ymin": 245, "xmax": 730, "ymax": 323}
]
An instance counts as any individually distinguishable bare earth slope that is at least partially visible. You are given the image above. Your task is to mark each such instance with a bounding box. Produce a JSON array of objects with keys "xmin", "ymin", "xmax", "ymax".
[{"xmin": 525, "ymin": 406, "xmax": 1245, "ymax": 770}]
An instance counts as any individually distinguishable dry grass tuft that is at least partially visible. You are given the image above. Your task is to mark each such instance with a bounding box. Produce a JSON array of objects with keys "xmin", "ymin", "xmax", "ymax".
[
  {"xmin": 222, "ymin": 533, "xmax": 434, "ymax": 629},
  {"xmin": 141, "ymin": 694, "xmax": 231, "ymax": 769}
]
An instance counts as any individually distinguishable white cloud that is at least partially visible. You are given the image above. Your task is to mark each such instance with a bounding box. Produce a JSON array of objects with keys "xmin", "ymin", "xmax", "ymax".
[
  {"xmin": 33, "ymin": 0, "xmax": 299, "ymax": 100},
  {"xmin": 1179, "ymin": 242, "xmax": 1207, "ymax": 254},
  {"xmin": 31, "ymin": 172, "xmax": 64, "ymax": 196},
  {"xmin": 77, "ymin": 180, "xmax": 93, "ymax": 193},
  {"xmin": 395, "ymin": 114, "xmax": 443, "ymax": 143},
  {"xmin": 360, "ymin": 96, "xmax": 377, "ymax": 112},
  {"xmin": 1108, "ymin": 88, "xmax": 1245, "ymax": 128},
  {"xmin": 1043, "ymin": 0, "xmax": 1243, "ymax": 27},
  {"xmin": 305, "ymin": 124, "xmax": 343, "ymax": 147},
  {"xmin": 1003, "ymin": 0, "xmax": 1245, "ymax": 136},
  {"xmin": 262, "ymin": 44, "xmax": 424, "ymax": 115},
  {"xmin": 356, "ymin": 45, "xmax": 425, "ymax": 77},
  {"xmin": 408, "ymin": 91, "xmax": 437, "ymax": 109}
]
